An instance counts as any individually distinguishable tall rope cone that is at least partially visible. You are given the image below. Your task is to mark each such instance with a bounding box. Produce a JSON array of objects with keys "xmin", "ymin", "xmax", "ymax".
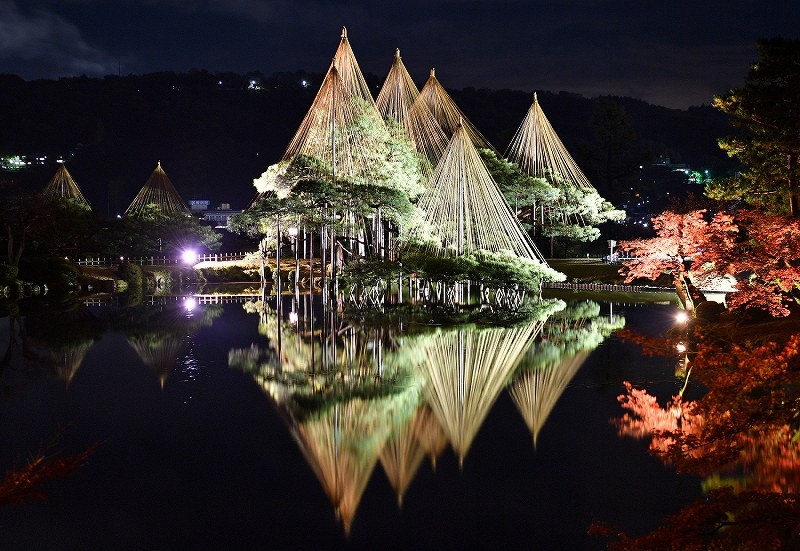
[
  {"xmin": 376, "ymin": 48, "xmax": 449, "ymax": 174},
  {"xmin": 413, "ymin": 124, "xmax": 547, "ymax": 262},
  {"xmin": 417, "ymin": 68, "xmax": 495, "ymax": 151}
]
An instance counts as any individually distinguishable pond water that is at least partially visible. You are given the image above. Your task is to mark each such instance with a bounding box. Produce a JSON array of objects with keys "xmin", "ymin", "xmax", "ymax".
[{"xmin": 0, "ymin": 291, "xmax": 701, "ymax": 550}]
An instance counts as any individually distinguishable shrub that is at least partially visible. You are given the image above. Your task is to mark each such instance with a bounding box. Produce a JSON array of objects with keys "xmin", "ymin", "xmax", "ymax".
[
  {"xmin": 401, "ymin": 247, "xmax": 565, "ymax": 291},
  {"xmin": 117, "ymin": 262, "xmax": 143, "ymax": 288},
  {"xmin": 195, "ymin": 266, "xmax": 260, "ymax": 283},
  {"xmin": 0, "ymin": 263, "xmax": 19, "ymax": 284}
]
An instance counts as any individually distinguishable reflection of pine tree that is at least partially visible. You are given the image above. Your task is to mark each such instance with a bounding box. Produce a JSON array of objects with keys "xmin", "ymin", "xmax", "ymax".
[
  {"xmin": 232, "ymin": 298, "xmax": 573, "ymax": 529},
  {"xmin": 510, "ymin": 301, "xmax": 625, "ymax": 445}
]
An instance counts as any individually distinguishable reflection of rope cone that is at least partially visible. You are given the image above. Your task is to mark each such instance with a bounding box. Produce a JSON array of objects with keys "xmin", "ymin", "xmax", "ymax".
[
  {"xmin": 509, "ymin": 350, "xmax": 592, "ymax": 447},
  {"xmin": 291, "ymin": 401, "xmax": 385, "ymax": 536},
  {"xmin": 509, "ymin": 306, "xmax": 626, "ymax": 447},
  {"xmin": 379, "ymin": 405, "xmax": 430, "ymax": 507},
  {"xmin": 51, "ymin": 341, "xmax": 93, "ymax": 388},
  {"xmin": 128, "ymin": 334, "xmax": 187, "ymax": 389},
  {"xmin": 412, "ymin": 405, "xmax": 448, "ymax": 470},
  {"xmin": 416, "ymin": 321, "xmax": 544, "ymax": 463}
]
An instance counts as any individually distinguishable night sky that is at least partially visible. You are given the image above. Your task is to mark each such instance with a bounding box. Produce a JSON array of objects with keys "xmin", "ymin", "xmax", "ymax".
[{"xmin": 1, "ymin": 0, "xmax": 798, "ymax": 109}]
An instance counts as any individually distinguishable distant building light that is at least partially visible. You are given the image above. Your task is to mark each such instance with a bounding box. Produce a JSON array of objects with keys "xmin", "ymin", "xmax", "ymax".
[{"xmin": 189, "ymin": 199, "xmax": 211, "ymax": 212}]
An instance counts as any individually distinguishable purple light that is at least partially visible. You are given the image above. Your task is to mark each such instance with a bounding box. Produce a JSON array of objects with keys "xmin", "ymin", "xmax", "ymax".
[{"xmin": 182, "ymin": 249, "xmax": 198, "ymax": 264}]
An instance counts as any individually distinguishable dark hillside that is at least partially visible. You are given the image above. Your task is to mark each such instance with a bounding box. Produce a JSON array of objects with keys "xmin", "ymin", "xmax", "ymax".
[{"xmin": 0, "ymin": 70, "xmax": 735, "ymax": 213}]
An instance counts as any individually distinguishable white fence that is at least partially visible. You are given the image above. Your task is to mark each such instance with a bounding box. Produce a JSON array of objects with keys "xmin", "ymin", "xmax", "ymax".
[
  {"xmin": 543, "ymin": 282, "xmax": 674, "ymax": 294},
  {"xmin": 75, "ymin": 252, "xmax": 249, "ymax": 267}
]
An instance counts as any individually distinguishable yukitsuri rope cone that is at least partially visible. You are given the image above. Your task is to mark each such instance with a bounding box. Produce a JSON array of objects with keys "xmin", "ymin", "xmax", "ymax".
[
  {"xmin": 413, "ymin": 122, "xmax": 547, "ymax": 262},
  {"xmin": 125, "ymin": 161, "xmax": 189, "ymax": 216},
  {"xmin": 376, "ymin": 49, "xmax": 449, "ymax": 176},
  {"xmin": 505, "ymin": 93, "xmax": 598, "ymax": 225},
  {"xmin": 333, "ymin": 26, "xmax": 379, "ymax": 112},
  {"xmin": 506, "ymin": 93, "xmax": 594, "ymax": 189},
  {"xmin": 414, "ymin": 321, "xmax": 545, "ymax": 465},
  {"xmin": 281, "ymin": 63, "xmax": 386, "ymax": 183},
  {"xmin": 42, "ymin": 164, "xmax": 91, "ymax": 209},
  {"xmin": 417, "ymin": 68, "xmax": 494, "ymax": 151}
]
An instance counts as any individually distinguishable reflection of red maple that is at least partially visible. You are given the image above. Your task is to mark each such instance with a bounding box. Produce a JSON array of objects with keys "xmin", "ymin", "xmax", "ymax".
[
  {"xmin": 590, "ymin": 487, "xmax": 800, "ymax": 550},
  {"xmin": 618, "ymin": 334, "xmax": 800, "ymax": 479},
  {"xmin": 603, "ymin": 325, "xmax": 800, "ymax": 548},
  {"xmin": 0, "ymin": 445, "xmax": 96, "ymax": 508},
  {"xmin": 617, "ymin": 382, "xmax": 703, "ymax": 456}
]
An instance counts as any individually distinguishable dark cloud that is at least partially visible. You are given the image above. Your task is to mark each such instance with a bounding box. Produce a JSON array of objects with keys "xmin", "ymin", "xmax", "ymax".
[
  {"xmin": 0, "ymin": 0, "xmax": 117, "ymax": 77},
  {"xmin": 2, "ymin": 0, "xmax": 799, "ymax": 107}
]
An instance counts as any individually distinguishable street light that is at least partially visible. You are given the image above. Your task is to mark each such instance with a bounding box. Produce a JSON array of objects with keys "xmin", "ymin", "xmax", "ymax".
[{"xmin": 181, "ymin": 249, "xmax": 198, "ymax": 265}]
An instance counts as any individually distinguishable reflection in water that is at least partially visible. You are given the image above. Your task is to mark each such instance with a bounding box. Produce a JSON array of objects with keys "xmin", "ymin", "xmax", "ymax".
[
  {"xmin": 414, "ymin": 322, "xmax": 546, "ymax": 464},
  {"xmin": 231, "ymin": 294, "xmax": 624, "ymax": 533},
  {"xmin": 115, "ymin": 300, "xmax": 223, "ymax": 387},
  {"xmin": 379, "ymin": 404, "xmax": 447, "ymax": 506},
  {"xmin": 24, "ymin": 306, "xmax": 104, "ymax": 386},
  {"xmin": 510, "ymin": 302, "xmax": 625, "ymax": 446}
]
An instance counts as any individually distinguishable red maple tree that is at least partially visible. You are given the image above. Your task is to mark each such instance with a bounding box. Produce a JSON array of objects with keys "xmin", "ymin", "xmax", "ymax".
[{"xmin": 620, "ymin": 208, "xmax": 800, "ymax": 317}]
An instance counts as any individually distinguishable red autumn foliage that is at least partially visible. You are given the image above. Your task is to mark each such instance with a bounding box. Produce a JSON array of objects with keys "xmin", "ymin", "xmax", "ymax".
[
  {"xmin": 619, "ymin": 208, "xmax": 800, "ymax": 317},
  {"xmin": 619, "ymin": 210, "xmax": 713, "ymax": 310},
  {"xmin": 696, "ymin": 210, "xmax": 800, "ymax": 317},
  {"xmin": 618, "ymin": 333, "xmax": 800, "ymax": 478}
]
